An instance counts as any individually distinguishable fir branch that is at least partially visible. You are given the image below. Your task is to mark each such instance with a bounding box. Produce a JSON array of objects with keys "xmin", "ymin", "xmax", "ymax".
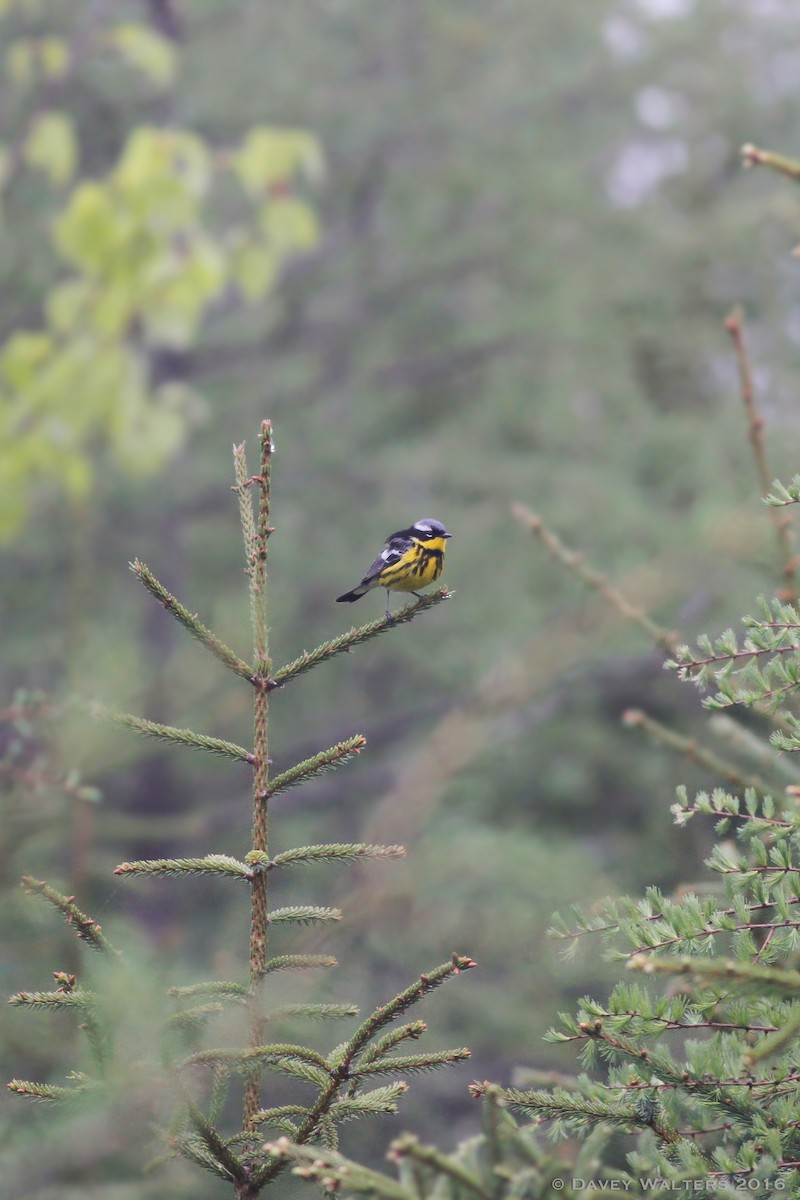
[
  {"xmin": 388, "ymin": 1133, "xmax": 494, "ymax": 1199},
  {"xmin": 20, "ymin": 876, "xmax": 116, "ymax": 954},
  {"xmin": 623, "ymin": 709, "xmax": 774, "ymax": 795},
  {"xmin": 765, "ymin": 475, "xmax": 800, "ymax": 508},
  {"xmin": 8, "ymin": 987, "xmax": 94, "ymax": 1010},
  {"xmin": 272, "ymin": 588, "xmax": 452, "ymax": 687},
  {"xmin": 253, "ymin": 956, "xmax": 476, "ymax": 1188},
  {"xmin": 356, "ymin": 1020, "xmax": 427, "ymax": 1068},
  {"xmin": 166, "ymin": 1003, "xmax": 224, "ymax": 1032},
  {"xmin": 7, "ymin": 1079, "xmax": 81, "ymax": 1101},
  {"xmin": 335, "ymin": 956, "xmax": 476, "ymax": 1065},
  {"xmin": 262, "ymin": 954, "xmax": 337, "ymax": 974},
  {"xmin": 102, "ymin": 709, "xmax": 254, "ymax": 764},
  {"xmin": 114, "ymin": 854, "xmax": 252, "ymax": 880},
  {"xmin": 268, "ymin": 843, "xmax": 406, "ymax": 869},
  {"xmin": 9, "ymin": 984, "xmax": 109, "ymax": 1072},
  {"xmin": 724, "ymin": 308, "xmax": 797, "ymax": 603},
  {"xmin": 266, "ymin": 1138, "xmax": 411, "ymax": 1200},
  {"xmin": 351, "ymin": 1048, "xmax": 471, "ymax": 1078},
  {"xmin": 630, "ymin": 953, "xmax": 800, "ymax": 995},
  {"xmin": 233, "ymin": 441, "xmax": 258, "ymax": 586},
  {"xmin": 511, "ymin": 504, "xmax": 679, "ymax": 654},
  {"xmin": 239, "ymin": 422, "xmax": 275, "ymax": 1133},
  {"xmin": 266, "ymin": 735, "xmax": 367, "ymax": 799},
  {"xmin": 185, "ymin": 1094, "xmax": 247, "ymax": 1185},
  {"xmin": 483, "ymin": 1084, "xmax": 675, "ymax": 1144},
  {"xmin": 741, "ymin": 1004, "xmax": 800, "ymax": 1068},
  {"xmin": 130, "ymin": 559, "xmax": 256, "ymax": 683},
  {"xmin": 184, "ymin": 1043, "xmax": 331, "ymax": 1072},
  {"xmin": 564, "ymin": 1022, "xmax": 767, "ymax": 1135},
  {"xmin": 168, "ymin": 981, "xmax": 249, "ymax": 1000},
  {"xmin": 268, "ymin": 1002, "xmax": 359, "ymax": 1022},
  {"xmin": 329, "ymin": 1082, "xmax": 409, "ymax": 1122},
  {"xmin": 267, "ymin": 904, "xmax": 342, "ymax": 925},
  {"xmin": 251, "ymin": 1103, "xmax": 311, "ymax": 1127},
  {"xmin": 174, "ymin": 1138, "xmax": 238, "ymax": 1183}
]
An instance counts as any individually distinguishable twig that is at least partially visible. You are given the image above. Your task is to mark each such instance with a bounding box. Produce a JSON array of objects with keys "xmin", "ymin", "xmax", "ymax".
[
  {"xmin": 724, "ymin": 308, "xmax": 797, "ymax": 602},
  {"xmin": 511, "ymin": 504, "xmax": 679, "ymax": 654}
]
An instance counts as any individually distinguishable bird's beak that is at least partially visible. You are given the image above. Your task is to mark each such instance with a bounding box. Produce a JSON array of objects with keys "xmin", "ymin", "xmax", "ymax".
[{"xmin": 443, "ymin": 532, "xmax": 452, "ymax": 539}]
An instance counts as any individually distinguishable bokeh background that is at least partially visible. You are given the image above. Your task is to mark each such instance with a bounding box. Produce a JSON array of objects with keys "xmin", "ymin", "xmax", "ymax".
[{"xmin": 4, "ymin": 0, "xmax": 800, "ymax": 1194}]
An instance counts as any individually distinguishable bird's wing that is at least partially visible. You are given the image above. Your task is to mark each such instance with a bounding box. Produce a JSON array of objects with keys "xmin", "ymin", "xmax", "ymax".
[{"xmin": 360, "ymin": 535, "xmax": 410, "ymax": 585}]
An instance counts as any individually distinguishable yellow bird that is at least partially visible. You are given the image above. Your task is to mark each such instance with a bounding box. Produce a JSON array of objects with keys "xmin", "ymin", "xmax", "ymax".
[{"xmin": 336, "ymin": 518, "xmax": 451, "ymax": 620}]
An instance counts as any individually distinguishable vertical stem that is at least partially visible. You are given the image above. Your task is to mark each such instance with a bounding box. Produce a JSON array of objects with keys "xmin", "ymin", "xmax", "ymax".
[
  {"xmin": 236, "ymin": 422, "xmax": 274, "ymax": 1134},
  {"xmin": 725, "ymin": 308, "xmax": 797, "ymax": 603}
]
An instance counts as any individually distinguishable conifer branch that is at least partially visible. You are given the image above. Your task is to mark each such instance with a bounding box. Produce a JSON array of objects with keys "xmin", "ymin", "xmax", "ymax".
[
  {"xmin": 272, "ymin": 588, "xmax": 452, "ymax": 687},
  {"xmin": 741, "ymin": 1004, "xmax": 800, "ymax": 1068},
  {"xmin": 20, "ymin": 876, "xmax": 116, "ymax": 954},
  {"xmin": 266, "ymin": 735, "xmax": 367, "ymax": 798},
  {"xmin": 262, "ymin": 955, "xmax": 337, "ymax": 974},
  {"xmin": 130, "ymin": 559, "xmax": 256, "ymax": 682},
  {"xmin": 765, "ymin": 475, "xmax": 800, "ymax": 507},
  {"xmin": 268, "ymin": 1002, "xmax": 358, "ymax": 1022},
  {"xmin": 250, "ymin": 1103, "xmax": 310, "ymax": 1129},
  {"xmin": 7, "ymin": 1080, "xmax": 81, "ymax": 1102},
  {"xmin": 268, "ymin": 843, "xmax": 405, "ymax": 869},
  {"xmin": 9, "ymin": 982, "xmax": 109, "ymax": 1072},
  {"xmin": 629, "ymin": 953, "xmax": 800, "ymax": 995},
  {"xmin": 103, "ymin": 710, "xmax": 254, "ymax": 763},
  {"xmin": 351, "ymin": 1048, "xmax": 471, "ymax": 1078},
  {"xmin": 356, "ymin": 1020, "xmax": 427, "ymax": 1067},
  {"xmin": 114, "ymin": 854, "xmax": 252, "ymax": 879},
  {"xmin": 8, "ymin": 987, "xmax": 94, "ymax": 1010},
  {"xmin": 511, "ymin": 504, "xmax": 679, "ymax": 653},
  {"xmin": 185, "ymin": 1094, "xmax": 248, "ymax": 1184},
  {"xmin": 238, "ymin": 422, "xmax": 275, "ymax": 1134},
  {"xmin": 329, "ymin": 1082, "xmax": 409, "ymax": 1121},
  {"xmin": 253, "ymin": 956, "xmax": 476, "ymax": 1189},
  {"xmin": 724, "ymin": 308, "xmax": 797, "ymax": 603},
  {"xmin": 266, "ymin": 1138, "xmax": 411, "ymax": 1200},
  {"xmin": 479, "ymin": 1084, "xmax": 677, "ymax": 1144},
  {"xmin": 388, "ymin": 1134, "xmax": 493, "ymax": 1199},
  {"xmin": 186, "ymin": 1044, "xmax": 331, "ymax": 1068},
  {"xmin": 166, "ymin": 1002, "xmax": 225, "ymax": 1032},
  {"xmin": 623, "ymin": 709, "xmax": 773, "ymax": 794},
  {"xmin": 168, "ymin": 981, "xmax": 250, "ymax": 999},
  {"xmin": 336, "ymin": 956, "xmax": 476, "ymax": 1065},
  {"xmin": 267, "ymin": 904, "xmax": 342, "ymax": 925}
]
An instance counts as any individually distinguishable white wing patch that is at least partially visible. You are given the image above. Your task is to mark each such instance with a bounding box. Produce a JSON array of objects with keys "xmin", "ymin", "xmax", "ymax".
[{"xmin": 381, "ymin": 545, "xmax": 403, "ymax": 562}]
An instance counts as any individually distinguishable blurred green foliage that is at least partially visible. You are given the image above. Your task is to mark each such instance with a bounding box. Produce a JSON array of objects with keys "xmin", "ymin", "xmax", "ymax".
[
  {"xmin": 4, "ymin": 0, "xmax": 800, "ymax": 1195},
  {"xmin": 0, "ymin": 0, "xmax": 321, "ymax": 539}
]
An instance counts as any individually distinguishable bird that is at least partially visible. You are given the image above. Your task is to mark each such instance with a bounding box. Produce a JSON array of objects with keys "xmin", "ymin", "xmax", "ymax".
[{"xmin": 336, "ymin": 518, "xmax": 451, "ymax": 620}]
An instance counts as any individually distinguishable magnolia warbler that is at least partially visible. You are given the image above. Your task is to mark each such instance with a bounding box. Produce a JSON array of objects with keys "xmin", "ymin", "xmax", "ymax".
[{"xmin": 336, "ymin": 518, "xmax": 451, "ymax": 620}]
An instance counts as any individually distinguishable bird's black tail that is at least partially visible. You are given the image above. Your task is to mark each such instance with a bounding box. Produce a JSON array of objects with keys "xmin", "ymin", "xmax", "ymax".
[{"xmin": 335, "ymin": 585, "xmax": 367, "ymax": 603}]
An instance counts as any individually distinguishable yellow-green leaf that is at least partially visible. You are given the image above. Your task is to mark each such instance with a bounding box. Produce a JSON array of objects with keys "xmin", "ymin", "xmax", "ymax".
[
  {"xmin": 6, "ymin": 39, "xmax": 34, "ymax": 85},
  {"xmin": 24, "ymin": 112, "xmax": 78, "ymax": 186},
  {"xmin": 262, "ymin": 197, "xmax": 320, "ymax": 252},
  {"xmin": 233, "ymin": 128, "xmax": 324, "ymax": 196},
  {"xmin": 46, "ymin": 281, "xmax": 92, "ymax": 334},
  {"xmin": 54, "ymin": 183, "xmax": 127, "ymax": 273},
  {"xmin": 39, "ymin": 37, "xmax": 70, "ymax": 80},
  {"xmin": 232, "ymin": 240, "xmax": 278, "ymax": 301},
  {"xmin": 110, "ymin": 23, "xmax": 176, "ymax": 88},
  {"xmin": 1, "ymin": 332, "xmax": 53, "ymax": 389}
]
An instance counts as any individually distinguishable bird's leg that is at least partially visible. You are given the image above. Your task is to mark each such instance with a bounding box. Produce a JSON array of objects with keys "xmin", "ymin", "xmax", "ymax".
[
  {"xmin": 411, "ymin": 591, "xmax": 423, "ymax": 600},
  {"xmin": 385, "ymin": 590, "xmax": 392, "ymax": 622}
]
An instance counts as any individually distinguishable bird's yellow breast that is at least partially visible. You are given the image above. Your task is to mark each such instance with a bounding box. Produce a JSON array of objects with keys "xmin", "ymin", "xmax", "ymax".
[{"xmin": 384, "ymin": 535, "xmax": 447, "ymax": 593}]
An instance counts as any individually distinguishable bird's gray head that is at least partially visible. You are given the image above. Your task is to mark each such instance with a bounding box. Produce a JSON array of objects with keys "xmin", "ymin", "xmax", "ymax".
[{"xmin": 412, "ymin": 518, "xmax": 451, "ymax": 540}]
